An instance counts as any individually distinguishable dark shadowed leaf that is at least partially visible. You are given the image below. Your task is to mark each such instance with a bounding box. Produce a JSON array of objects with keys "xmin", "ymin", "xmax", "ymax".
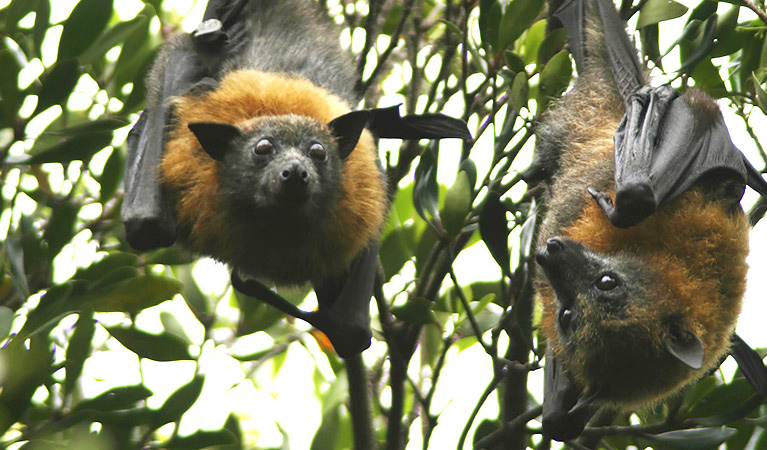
[
  {"xmin": 106, "ymin": 326, "xmax": 193, "ymax": 361},
  {"xmin": 173, "ymin": 266, "xmax": 210, "ymax": 323},
  {"xmin": 473, "ymin": 419, "xmax": 502, "ymax": 445},
  {"xmin": 73, "ymin": 385, "xmax": 153, "ymax": 412},
  {"xmin": 9, "ymin": 132, "xmax": 114, "ymax": 165},
  {"xmin": 4, "ymin": 0, "xmax": 40, "ymax": 33},
  {"xmin": 5, "ymin": 236, "xmax": 30, "ymax": 299},
  {"xmin": 33, "ymin": 59, "xmax": 81, "ymax": 116},
  {"xmin": 711, "ymin": 6, "xmax": 740, "ymax": 58},
  {"xmin": 687, "ymin": 378, "xmax": 754, "ymax": 419},
  {"xmin": 310, "ymin": 405, "xmax": 352, "ymax": 450},
  {"xmin": 538, "ymin": 50, "xmax": 572, "ymax": 109},
  {"xmin": 0, "ymin": 335, "xmax": 53, "ymax": 435},
  {"xmin": 479, "ymin": 192, "xmax": 510, "ymax": 276},
  {"xmin": 537, "ymin": 28, "xmax": 566, "ymax": 66},
  {"xmin": 43, "ymin": 201, "xmax": 79, "ymax": 258},
  {"xmin": 33, "ymin": 0, "xmax": 51, "ymax": 57},
  {"xmin": 391, "ymin": 297, "xmax": 439, "ymax": 326},
  {"xmin": 57, "ymin": 0, "xmax": 114, "ymax": 60},
  {"xmin": 0, "ymin": 307, "xmax": 13, "ymax": 341},
  {"xmin": 678, "ymin": 15, "xmax": 717, "ymax": 74},
  {"xmin": 0, "ymin": 48, "xmax": 22, "ymax": 126},
  {"xmin": 413, "ymin": 148, "xmax": 441, "ymax": 227},
  {"xmin": 479, "ymin": 0, "xmax": 502, "ymax": 53},
  {"xmin": 153, "ymin": 375, "xmax": 205, "ymax": 426},
  {"xmin": 99, "ymin": 148, "xmax": 125, "ymax": 202},
  {"xmin": 79, "ymin": 15, "xmax": 149, "ymax": 64},
  {"xmin": 17, "ymin": 281, "xmax": 82, "ymax": 340},
  {"xmin": 166, "ymin": 430, "xmax": 236, "ymax": 449},
  {"xmin": 380, "ymin": 224, "xmax": 415, "ymax": 280},
  {"xmin": 645, "ymin": 427, "xmax": 737, "ymax": 450},
  {"xmin": 65, "ymin": 310, "xmax": 95, "ymax": 395}
]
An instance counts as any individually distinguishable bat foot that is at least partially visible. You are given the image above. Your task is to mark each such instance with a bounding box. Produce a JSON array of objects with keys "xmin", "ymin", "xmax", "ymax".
[{"xmin": 192, "ymin": 19, "xmax": 227, "ymax": 46}]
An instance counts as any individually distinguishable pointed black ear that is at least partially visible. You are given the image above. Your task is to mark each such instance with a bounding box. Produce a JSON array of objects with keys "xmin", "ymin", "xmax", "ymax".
[
  {"xmin": 327, "ymin": 110, "xmax": 371, "ymax": 160},
  {"xmin": 665, "ymin": 324, "xmax": 704, "ymax": 370},
  {"xmin": 188, "ymin": 122, "xmax": 242, "ymax": 161}
]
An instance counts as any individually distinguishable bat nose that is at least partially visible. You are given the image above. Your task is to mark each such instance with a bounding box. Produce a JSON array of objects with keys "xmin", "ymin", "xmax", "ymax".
[{"xmin": 280, "ymin": 162, "xmax": 309, "ymax": 185}]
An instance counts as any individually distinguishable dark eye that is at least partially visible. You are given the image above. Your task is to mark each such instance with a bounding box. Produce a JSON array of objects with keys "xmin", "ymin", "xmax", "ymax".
[
  {"xmin": 255, "ymin": 139, "xmax": 273, "ymax": 155},
  {"xmin": 595, "ymin": 273, "xmax": 619, "ymax": 291},
  {"xmin": 309, "ymin": 143, "xmax": 326, "ymax": 160}
]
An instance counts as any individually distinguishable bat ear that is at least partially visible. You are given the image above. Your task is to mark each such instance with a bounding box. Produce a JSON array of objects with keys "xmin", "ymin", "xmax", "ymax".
[
  {"xmin": 664, "ymin": 323, "xmax": 704, "ymax": 370},
  {"xmin": 327, "ymin": 110, "xmax": 371, "ymax": 160},
  {"xmin": 188, "ymin": 122, "xmax": 242, "ymax": 161}
]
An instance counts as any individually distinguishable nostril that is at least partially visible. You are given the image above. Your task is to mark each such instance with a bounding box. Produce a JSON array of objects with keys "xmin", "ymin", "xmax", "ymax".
[
  {"xmin": 546, "ymin": 237, "xmax": 563, "ymax": 253},
  {"xmin": 301, "ymin": 170, "xmax": 308, "ymax": 181},
  {"xmin": 281, "ymin": 169, "xmax": 291, "ymax": 180}
]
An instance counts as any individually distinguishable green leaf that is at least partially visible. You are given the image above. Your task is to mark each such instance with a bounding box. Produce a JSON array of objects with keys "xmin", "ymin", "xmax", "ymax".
[
  {"xmin": 473, "ymin": 419, "xmax": 502, "ymax": 445},
  {"xmin": 173, "ymin": 266, "xmax": 210, "ymax": 324},
  {"xmin": 645, "ymin": 427, "xmax": 737, "ymax": 450},
  {"xmin": 753, "ymin": 73, "xmax": 767, "ymax": 113},
  {"xmin": 33, "ymin": 59, "xmax": 81, "ymax": 116},
  {"xmin": 637, "ymin": 0, "xmax": 688, "ymax": 28},
  {"xmin": 57, "ymin": 117, "xmax": 131, "ymax": 135},
  {"xmin": 234, "ymin": 289, "xmax": 288, "ymax": 337},
  {"xmin": 17, "ymin": 281, "xmax": 79, "ymax": 340},
  {"xmin": 79, "ymin": 15, "xmax": 149, "ymax": 64},
  {"xmin": 310, "ymin": 406, "xmax": 351, "ymax": 450},
  {"xmin": 33, "ymin": 0, "xmax": 51, "ymax": 57},
  {"xmin": 99, "ymin": 148, "xmax": 125, "ymax": 203},
  {"xmin": 10, "ymin": 131, "xmax": 114, "ymax": 165},
  {"xmin": 0, "ymin": 307, "xmax": 13, "ymax": 341},
  {"xmin": 91, "ymin": 272, "xmax": 182, "ymax": 314},
  {"xmin": 160, "ymin": 311, "xmax": 190, "ymax": 344},
  {"xmin": 413, "ymin": 148, "xmax": 441, "ymax": 228},
  {"xmin": 43, "ymin": 200, "xmax": 79, "ymax": 258},
  {"xmin": 711, "ymin": 6, "xmax": 740, "ymax": 58},
  {"xmin": 166, "ymin": 429, "xmax": 236, "ymax": 449},
  {"xmin": 504, "ymin": 51, "xmax": 526, "ymax": 75},
  {"xmin": 5, "ymin": 236, "xmax": 30, "ymax": 299},
  {"xmin": 380, "ymin": 224, "xmax": 415, "ymax": 280},
  {"xmin": 4, "ymin": 0, "xmax": 40, "ymax": 33},
  {"xmin": 73, "ymin": 252, "xmax": 139, "ymax": 283},
  {"xmin": 0, "ymin": 335, "xmax": 53, "ymax": 435},
  {"xmin": 154, "ymin": 375, "xmax": 205, "ymax": 426},
  {"xmin": 106, "ymin": 326, "xmax": 193, "ymax": 361},
  {"xmin": 479, "ymin": 0, "xmax": 502, "ymax": 53},
  {"xmin": 442, "ymin": 171, "xmax": 472, "ymax": 238},
  {"xmin": 0, "ymin": 48, "xmax": 22, "ymax": 127},
  {"xmin": 522, "ymin": 20, "xmax": 546, "ymax": 65},
  {"xmin": 479, "ymin": 193, "xmax": 510, "ymax": 276},
  {"xmin": 459, "ymin": 158, "xmax": 478, "ymax": 190},
  {"xmin": 687, "ymin": 378, "xmax": 755, "ymax": 418},
  {"xmin": 510, "ymin": 71, "xmax": 529, "ymax": 112},
  {"xmin": 537, "ymin": 28, "xmax": 567, "ymax": 66},
  {"xmin": 65, "ymin": 311, "xmax": 95, "ymax": 395},
  {"xmin": 538, "ymin": 49, "xmax": 573, "ymax": 109},
  {"xmin": 57, "ymin": 0, "xmax": 114, "ymax": 60},
  {"xmin": 678, "ymin": 15, "xmax": 717, "ymax": 74},
  {"xmin": 391, "ymin": 297, "xmax": 439, "ymax": 326},
  {"xmin": 73, "ymin": 385, "xmax": 153, "ymax": 412},
  {"xmin": 498, "ymin": 0, "xmax": 544, "ymax": 52}
]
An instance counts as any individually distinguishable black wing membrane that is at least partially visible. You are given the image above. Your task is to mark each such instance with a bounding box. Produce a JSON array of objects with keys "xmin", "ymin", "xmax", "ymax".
[{"xmin": 367, "ymin": 105, "xmax": 472, "ymax": 141}]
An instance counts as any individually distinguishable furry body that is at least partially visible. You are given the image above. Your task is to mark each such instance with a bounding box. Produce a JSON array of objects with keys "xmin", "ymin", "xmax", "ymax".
[
  {"xmin": 151, "ymin": 0, "xmax": 387, "ymax": 285},
  {"xmin": 532, "ymin": 6, "xmax": 750, "ymax": 410}
]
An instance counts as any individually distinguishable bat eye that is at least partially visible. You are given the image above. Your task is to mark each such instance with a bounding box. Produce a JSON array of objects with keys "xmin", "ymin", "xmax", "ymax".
[
  {"xmin": 595, "ymin": 273, "xmax": 619, "ymax": 291},
  {"xmin": 255, "ymin": 139, "xmax": 274, "ymax": 155},
  {"xmin": 309, "ymin": 143, "xmax": 327, "ymax": 160}
]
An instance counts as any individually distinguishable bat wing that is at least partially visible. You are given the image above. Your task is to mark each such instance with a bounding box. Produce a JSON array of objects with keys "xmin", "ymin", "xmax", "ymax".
[
  {"xmin": 312, "ymin": 242, "xmax": 379, "ymax": 358},
  {"xmin": 550, "ymin": 0, "xmax": 643, "ymax": 100},
  {"xmin": 542, "ymin": 347, "xmax": 598, "ymax": 441},
  {"xmin": 367, "ymin": 105, "xmax": 472, "ymax": 141},
  {"xmin": 121, "ymin": 46, "xmax": 208, "ymax": 250},
  {"xmin": 589, "ymin": 85, "xmax": 761, "ymax": 227}
]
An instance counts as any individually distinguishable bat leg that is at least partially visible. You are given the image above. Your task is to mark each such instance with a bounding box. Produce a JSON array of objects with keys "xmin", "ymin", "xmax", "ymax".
[
  {"xmin": 542, "ymin": 347, "xmax": 598, "ymax": 441},
  {"xmin": 312, "ymin": 243, "xmax": 379, "ymax": 358}
]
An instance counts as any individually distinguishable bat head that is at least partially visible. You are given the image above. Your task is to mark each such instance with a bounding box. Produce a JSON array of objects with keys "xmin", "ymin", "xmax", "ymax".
[
  {"xmin": 188, "ymin": 111, "xmax": 369, "ymax": 220},
  {"xmin": 536, "ymin": 236, "xmax": 705, "ymax": 407}
]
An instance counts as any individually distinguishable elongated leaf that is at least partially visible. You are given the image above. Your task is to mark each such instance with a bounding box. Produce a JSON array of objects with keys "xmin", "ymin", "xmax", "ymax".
[
  {"xmin": 17, "ymin": 281, "xmax": 81, "ymax": 340},
  {"xmin": 479, "ymin": 0, "xmax": 502, "ymax": 53},
  {"xmin": 43, "ymin": 201, "xmax": 79, "ymax": 258},
  {"xmin": 4, "ymin": 0, "xmax": 40, "ymax": 33},
  {"xmin": 57, "ymin": 0, "xmax": 114, "ymax": 60},
  {"xmin": 442, "ymin": 171, "xmax": 472, "ymax": 238},
  {"xmin": 479, "ymin": 192, "xmax": 510, "ymax": 276},
  {"xmin": 0, "ymin": 335, "xmax": 53, "ymax": 435},
  {"xmin": 679, "ymin": 15, "xmax": 717, "ymax": 74},
  {"xmin": 7, "ymin": 132, "xmax": 114, "ymax": 165},
  {"xmin": 33, "ymin": 0, "xmax": 51, "ymax": 57},
  {"xmin": 380, "ymin": 224, "xmax": 415, "ymax": 280},
  {"xmin": 106, "ymin": 326, "xmax": 193, "ymax": 361},
  {"xmin": 0, "ymin": 307, "xmax": 13, "ymax": 341},
  {"xmin": 5, "ymin": 236, "xmax": 29, "ymax": 299},
  {"xmin": 391, "ymin": 297, "xmax": 439, "ymax": 326},
  {"xmin": 645, "ymin": 427, "xmax": 737, "ymax": 450},
  {"xmin": 65, "ymin": 311, "xmax": 95, "ymax": 395},
  {"xmin": 91, "ymin": 273, "xmax": 182, "ymax": 314},
  {"xmin": 33, "ymin": 59, "xmax": 81, "ymax": 115},
  {"xmin": 79, "ymin": 15, "xmax": 149, "ymax": 64},
  {"xmin": 73, "ymin": 385, "xmax": 153, "ymax": 412},
  {"xmin": 0, "ymin": 48, "xmax": 22, "ymax": 127},
  {"xmin": 538, "ymin": 49, "xmax": 573, "ymax": 109},
  {"xmin": 413, "ymin": 149, "xmax": 441, "ymax": 227},
  {"xmin": 153, "ymin": 375, "xmax": 205, "ymax": 426},
  {"xmin": 99, "ymin": 148, "xmax": 125, "ymax": 202},
  {"xmin": 498, "ymin": 0, "xmax": 544, "ymax": 51}
]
